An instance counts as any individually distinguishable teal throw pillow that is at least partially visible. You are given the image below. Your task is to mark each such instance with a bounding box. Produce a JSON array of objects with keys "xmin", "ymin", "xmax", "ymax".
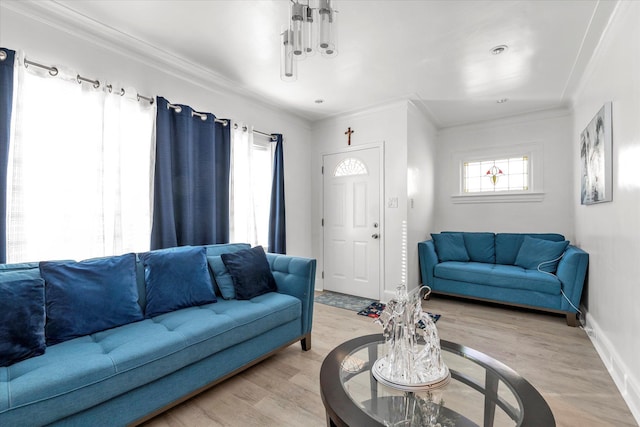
[
  {"xmin": 514, "ymin": 237, "xmax": 569, "ymax": 273},
  {"xmin": 40, "ymin": 253, "xmax": 143, "ymax": 345},
  {"xmin": 141, "ymin": 246, "xmax": 216, "ymax": 318},
  {"xmin": 431, "ymin": 233, "xmax": 470, "ymax": 262},
  {"xmin": 221, "ymin": 246, "xmax": 277, "ymax": 300},
  {"xmin": 207, "ymin": 245, "xmax": 252, "ymax": 299},
  {"xmin": 207, "ymin": 256, "xmax": 235, "ymax": 299},
  {"xmin": 0, "ymin": 276, "xmax": 46, "ymax": 366}
]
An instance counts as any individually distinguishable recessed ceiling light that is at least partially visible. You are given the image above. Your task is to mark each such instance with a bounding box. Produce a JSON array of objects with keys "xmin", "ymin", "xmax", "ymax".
[
  {"xmin": 490, "ymin": 45, "xmax": 509, "ymax": 55},
  {"xmin": 497, "ymin": 98, "xmax": 509, "ymax": 104},
  {"xmin": 314, "ymin": 99, "xmax": 324, "ymax": 104}
]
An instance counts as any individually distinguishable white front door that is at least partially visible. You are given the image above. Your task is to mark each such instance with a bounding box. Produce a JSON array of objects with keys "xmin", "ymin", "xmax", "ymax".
[{"xmin": 323, "ymin": 147, "xmax": 381, "ymax": 300}]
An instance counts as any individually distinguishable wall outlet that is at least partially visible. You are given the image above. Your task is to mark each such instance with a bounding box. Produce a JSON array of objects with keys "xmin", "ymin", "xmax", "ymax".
[{"xmin": 387, "ymin": 197, "xmax": 398, "ymax": 208}]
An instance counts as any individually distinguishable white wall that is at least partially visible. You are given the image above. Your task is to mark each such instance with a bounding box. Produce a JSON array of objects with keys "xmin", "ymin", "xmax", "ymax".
[
  {"xmin": 311, "ymin": 101, "xmax": 409, "ymax": 300},
  {"xmin": 407, "ymin": 102, "xmax": 438, "ymax": 288},
  {"xmin": 0, "ymin": 5, "xmax": 313, "ymax": 258},
  {"xmin": 572, "ymin": 1, "xmax": 640, "ymax": 423},
  {"xmin": 434, "ymin": 109, "xmax": 575, "ymax": 241}
]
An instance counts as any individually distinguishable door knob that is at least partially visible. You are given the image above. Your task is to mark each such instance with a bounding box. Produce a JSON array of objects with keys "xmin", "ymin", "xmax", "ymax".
[{"xmin": 371, "ymin": 233, "xmax": 379, "ymax": 239}]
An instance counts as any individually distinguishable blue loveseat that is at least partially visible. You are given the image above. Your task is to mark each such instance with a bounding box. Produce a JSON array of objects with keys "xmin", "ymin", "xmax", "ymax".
[
  {"xmin": 0, "ymin": 243, "xmax": 316, "ymax": 426},
  {"xmin": 418, "ymin": 232, "xmax": 588, "ymax": 326}
]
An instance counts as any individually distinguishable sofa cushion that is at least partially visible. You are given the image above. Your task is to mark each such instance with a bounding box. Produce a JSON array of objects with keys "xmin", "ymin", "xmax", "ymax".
[
  {"xmin": 514, "ymin": 237, "xmax": 569, "ymax": 273},
  {"xmin": 495, "ymin": 233, "xmax": 565, "ymax": 265},
  {"xmin": 0, "ymin": 277, "xmax": 46, "ymax": 367},
  {"xmin": 40, "ymin": 254, "xmax": 143, "ymax": 345},
  {"xmin": 431, "ymin": 233, "xmax": 470, "ymax": 262},
  {"xmin": 434, "ymin": 262, "xmax": 561, "ymax": 295},
  {"xmin": 0, "ymin": 292, "xmax": 301, "ymax": 424},
  {"xmin": 221, "ymin": 246, "xmax": 277, "ymax": 300},
  {"xmin": 140, "ymin": 246, "xmax": 216, "ymax": 317}
]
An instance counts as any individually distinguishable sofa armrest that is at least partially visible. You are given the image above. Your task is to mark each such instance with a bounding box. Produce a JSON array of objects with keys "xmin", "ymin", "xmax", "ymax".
[
  {"xmin": 418, "ymin": 240, "xmax": 438, "ymax": 286},
  {"xmin": 556, "ymin": 245, "xmax": 589, "ymax": 312},
  {"xmin": 266, "ymin": 254, "xmax": 316, "ymax": 337}
]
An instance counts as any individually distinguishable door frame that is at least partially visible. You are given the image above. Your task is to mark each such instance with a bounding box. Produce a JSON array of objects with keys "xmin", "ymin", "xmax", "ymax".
[{"xmin": 321, "ymin": 141, "xmax": 385, "ymax": 300}]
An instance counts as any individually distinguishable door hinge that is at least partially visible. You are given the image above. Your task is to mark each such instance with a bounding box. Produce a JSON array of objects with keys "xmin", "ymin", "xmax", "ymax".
[
  {"xmin": 321, "ymin": 218, "xmax": 324, "ymax": 227},
  {"xmin": 322, "ymin": 271, "xmax": 324, "ymax": 279},
  {"xmin": 321, "ymin": 165, "xmax": 324, "ymax": 174}
]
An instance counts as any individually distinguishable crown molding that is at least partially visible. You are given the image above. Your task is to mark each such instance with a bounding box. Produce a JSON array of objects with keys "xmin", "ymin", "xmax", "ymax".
[
  {"xmin": 2, "ymin": 0, "xmax": 312, "ymax": 124},
  {"xmin": 437, "ymin": 106, "xmax": 572, "ymax": 135}
]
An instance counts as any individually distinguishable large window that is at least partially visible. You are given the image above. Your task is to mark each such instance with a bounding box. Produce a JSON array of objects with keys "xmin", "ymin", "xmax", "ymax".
[
  {"xmin": 7, "ymin": 62, "xmax": 155, "ymax": 262},
  {"xmin": 230, "ymin": 124, "xmax": 274, "ymax": 248}
]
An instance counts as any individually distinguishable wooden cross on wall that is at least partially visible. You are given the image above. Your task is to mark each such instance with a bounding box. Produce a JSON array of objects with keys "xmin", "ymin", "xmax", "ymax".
[{"xmin": 345, "ymin": 127, "xmax": 354, "ymax": 145}]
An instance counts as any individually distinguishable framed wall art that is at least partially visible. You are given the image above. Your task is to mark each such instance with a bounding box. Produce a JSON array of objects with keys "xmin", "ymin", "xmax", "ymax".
[{"xmin": 580, "ymin": 102, "xmax": 612, "ymax": 205}]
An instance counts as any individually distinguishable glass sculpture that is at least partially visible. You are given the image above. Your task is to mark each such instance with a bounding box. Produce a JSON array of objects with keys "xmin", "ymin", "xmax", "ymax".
[{"xmin": 373, "ymin": 284, "xmax": 450, "ymax": 390}]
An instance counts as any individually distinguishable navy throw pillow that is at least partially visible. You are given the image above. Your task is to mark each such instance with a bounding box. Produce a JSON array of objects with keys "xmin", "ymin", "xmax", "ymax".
[
  {"xmin": 221, "ymin": 246, "xmax": 277, "ymax": 300},
  {"xmin": 431, "ymin": 233, "xmax": 470, "ymax": 262},
  {"xmin": 40, "ymin": 253, "xmax": 143, "ymax": 345},
  {"xmin": 0, "ymin": 277, "xmax": 46, "ymax": 366},
  {"xmin": 514, "ymin": 237, "xmax": 570, "ymax": 273},
  {"xmin": 141, "ymin": 246, "xmax": 216, "ymax": 317}
]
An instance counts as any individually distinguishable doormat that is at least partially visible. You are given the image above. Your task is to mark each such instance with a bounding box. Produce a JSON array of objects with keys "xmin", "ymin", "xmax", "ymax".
[
  {"xmin": 357, "ymin": 301, "xmax": 441, "ymax": 324},
  {"xmin": 315, "ymin": 291, "xmax": 377, "ymax": 312}
]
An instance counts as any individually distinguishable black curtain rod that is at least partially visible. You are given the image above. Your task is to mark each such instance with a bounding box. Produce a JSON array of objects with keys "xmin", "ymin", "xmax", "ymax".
[
  {"xmin": 3, "ymin": 50, "xmax": 278, "ymax": 139},
  {"xmin": 234, "ymin": 123, "xmax": 277, "ymax": 141},
  {"xmin": 22, "ymin": 56, "xmax": 154, "ymax": 105},
  {"xmin": 166, "ymin": 103, "xmax": 228, "ymax": 126}
]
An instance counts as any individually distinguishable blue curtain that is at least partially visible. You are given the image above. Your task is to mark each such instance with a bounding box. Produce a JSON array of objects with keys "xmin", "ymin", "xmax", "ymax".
[
  {"xmin": 0, "ymin": 48, "xmax": 15, "ymax": 263},
  {"xmin": 151, "ymin": 97, "xmax": 231, "ymax": 249},
  {"xmin": 268, "ymin": 134, "xmax": 286, "ymax": 254}
]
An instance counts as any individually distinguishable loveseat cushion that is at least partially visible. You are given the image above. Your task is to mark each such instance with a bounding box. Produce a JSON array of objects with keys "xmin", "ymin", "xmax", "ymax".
[
  {"xmin": 459, "ymin": 232, "xmax": 495, "ymax": 263},
  {"xmin": 495, "ymin": 233, "xmax": 565, "ymax": 265},
  {"xmin": 434, "ymin": 262, "xmax": 561, "ymax": 295},
  {"xmin": 0, "ymin": 292, "xmax": 301, "ymax": 425},
  {"xmin": 140, "ymin": 246, "xmax": 216, "ymax": 317},
  {"xmin": 514, "ymin": 236, "xmax": 569, "ymax": 273},
  {"xmin": 431, "ymin": 233, "xmax": 470, "ymax": 262},
  {"xmin": 40, "ymin": 254, "xmax": 143, "ymax": 345}
]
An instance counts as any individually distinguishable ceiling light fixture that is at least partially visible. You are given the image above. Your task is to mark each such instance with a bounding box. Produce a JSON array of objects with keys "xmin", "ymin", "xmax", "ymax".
[
  {"xmin": 490, "ymin": 45, "xmax": 509, "ymax": 55},
  {"xmin": 314, "ymin": 99, "xmax": 324, "ymax": 104},
  {"xmin": 496, "ymin": 98, "xmax": 509, "ymax": 103},
  {"xmin": 281, "ymin": 0, "xmax": 338, "ymax": 82}
]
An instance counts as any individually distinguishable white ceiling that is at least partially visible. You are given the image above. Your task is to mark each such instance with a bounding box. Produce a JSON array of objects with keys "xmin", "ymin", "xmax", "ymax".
[{"xmin": 21, "ymin": 1, "xmax": 620, "ymax": 127}]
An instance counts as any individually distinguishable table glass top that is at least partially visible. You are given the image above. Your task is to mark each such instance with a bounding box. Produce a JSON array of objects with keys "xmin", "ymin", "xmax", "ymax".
[{"xmin": 339, "ymin": 341, "xmax": 523, "ymax": 426}]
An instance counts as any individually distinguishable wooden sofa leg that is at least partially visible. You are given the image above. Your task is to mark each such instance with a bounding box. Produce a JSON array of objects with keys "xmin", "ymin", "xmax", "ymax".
[
  {"xmin": 566, "ymin": 313, "xmax": 579, "ymax": 327},
  {"xmin": 301, "ymin": 333, "xmax": 312, "ymax": 351}
]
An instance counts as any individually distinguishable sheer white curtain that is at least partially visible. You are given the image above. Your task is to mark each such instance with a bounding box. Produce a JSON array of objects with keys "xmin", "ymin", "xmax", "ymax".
[
  {"xmin": 7, "ymin": 54, "xmax": 155, "ymax": 262},
  {"xmin": 230, "ymin": 122, "xmax": 273, "ymax": 248}
]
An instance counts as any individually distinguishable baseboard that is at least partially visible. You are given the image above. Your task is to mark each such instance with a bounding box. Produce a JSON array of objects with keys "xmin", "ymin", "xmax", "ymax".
[{"xmin": 583, "ymin": 308, "xmax": 640, "ymax": 425}]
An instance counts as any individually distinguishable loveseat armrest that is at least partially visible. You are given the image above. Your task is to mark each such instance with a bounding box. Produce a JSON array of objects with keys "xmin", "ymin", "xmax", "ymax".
[
  {"xmin": 418, "ymin": 240, "xmax": 438, "ymax": 287},
  {"xmin": 556, "ymin": 245, "xmax": 589, "ymax": 312},
  {"xmin": 266, "ymin": 254, "xmax": 316, "ymax": 339}
]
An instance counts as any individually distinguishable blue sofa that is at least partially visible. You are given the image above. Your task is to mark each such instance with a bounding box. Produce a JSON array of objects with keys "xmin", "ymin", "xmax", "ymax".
[
  {"xmin": 418, "ymin": 232, "xmax": 588, "ymax": 326},
  {"xmin": 0, "ymin": 243, "xmax": 316, "ymax": 426}
]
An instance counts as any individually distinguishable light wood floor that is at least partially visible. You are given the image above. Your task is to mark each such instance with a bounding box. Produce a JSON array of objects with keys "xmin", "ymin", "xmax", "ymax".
[{"xmin": 144, "ymin": 295, "xmax": 638, "ymax": 427}]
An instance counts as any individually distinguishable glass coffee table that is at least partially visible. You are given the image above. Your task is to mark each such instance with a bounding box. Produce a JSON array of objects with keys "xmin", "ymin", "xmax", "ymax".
[{"xmin": 320, "ymin": 334, "xmax": 555, "ymax": 427}]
